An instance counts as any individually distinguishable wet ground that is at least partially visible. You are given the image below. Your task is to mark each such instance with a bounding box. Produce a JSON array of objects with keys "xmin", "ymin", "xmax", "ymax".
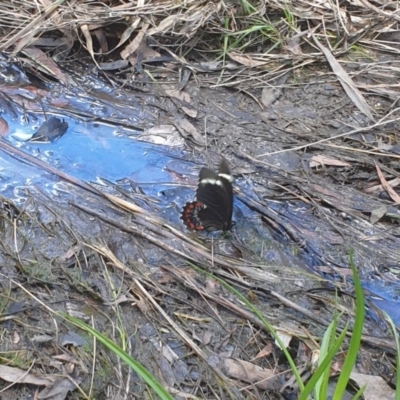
[{"xmin": 0, "ymin": 52, "xmax": 399, "ymax": 398}]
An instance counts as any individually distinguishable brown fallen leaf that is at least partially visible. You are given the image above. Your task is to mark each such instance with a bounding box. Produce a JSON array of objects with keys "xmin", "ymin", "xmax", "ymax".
[
  {"xmin": 350, "ymin": 372, "xmax": 395, "ymax": 400},
  {"xmin": 165, "ymin": 89, "xmax": 197, "ymax": 118},
  {"xmin": 228, "ymin": 52, "xmax": 267, "ymax": 67},
  {"xmin": 375, "ymin": 163, "xmax": 400, "ymax": 204},
  {"xmin": 0, "ymin": 117, "xmax": 9, "ymax": 136},
  {"xmin": 121, "ymin": 23, "xmax": 150, "ymax": 60},
  {"xmin": 0, "ymin": 365, "xmax": 54, "ymax": 386},
  {"xmin": 165, "ymin": 89, "xmax": 189, "ymax": 101},
  {"xmin": 310, "ymin": 155, "xmax": 351, "ymax": 168},
  {"xmin": 251, "ymin": 342, "xmax": 273, "ymax": 361},
  {"xmin": 370, "ymin": 205, "xmax": 387, "ymax": 224},
  {"xmin": 80, "ymin": 25, "xmax": 101, "ymax": 69},
  {"xmin": 364, "ymin": 177, "xmax": 400, "ymax": 194},
  {"xmin": 38, "ymin": 377, "xmax": 78, "ymax": 399},
  {"xmin": 173, "ymin": 118, "xmax": 205, "ymax": 146},
  {"xmin": 223, "ymin": 358, "xmax": 280, "ymax": 390},
  {"xmin": 138, "ymin": 124, "xmax": 184, "ymax": 146}
]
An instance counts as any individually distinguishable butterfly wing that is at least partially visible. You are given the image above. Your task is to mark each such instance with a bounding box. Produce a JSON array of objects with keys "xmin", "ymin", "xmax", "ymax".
[{"xmin": 181, "ymin": 159, "xmax": 233, "ymax": 231}]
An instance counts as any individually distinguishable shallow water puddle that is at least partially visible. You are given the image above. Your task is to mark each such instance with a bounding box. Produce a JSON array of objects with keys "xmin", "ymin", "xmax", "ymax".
[{"xmin": 0, "ymin": 60, "xmax": 399, "ymax": 328}]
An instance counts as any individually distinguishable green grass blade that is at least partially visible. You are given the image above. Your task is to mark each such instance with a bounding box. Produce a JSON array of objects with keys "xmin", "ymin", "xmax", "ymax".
[
  {"xmin": 298, "ymin": 323, "xmax": 348, "ymax": 400},
  {"xmin": 351, "ymin": 385, "xmax": 366, "ymax": 399},
  {"xmin": 314, "ymin": 316, "xmax": 337, "ymax": 399},
  {"xmin": 61, "ymin": 314, "xmax": 174, "ymax": 400},
  {"xmin": 332, "ymin": 250, "xmax": 365, "ymax": 400}
]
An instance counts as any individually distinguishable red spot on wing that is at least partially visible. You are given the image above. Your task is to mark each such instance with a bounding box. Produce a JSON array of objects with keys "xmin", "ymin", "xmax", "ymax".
[{"xmin": 180, "ymin": 201, "xmax": 205, "ymax": 230}]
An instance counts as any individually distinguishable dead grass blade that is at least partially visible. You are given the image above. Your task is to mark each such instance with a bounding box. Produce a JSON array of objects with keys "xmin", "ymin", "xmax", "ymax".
[
  {"xmin": 312, "ymin": 35, "xmax": 374, "ymax": 122},
  {"xmin": 0, "ymin": 0, "xmax": 65, "ymax": 52},
  {"xmin": 375, "ymin": 163, "xmax": 400, "ymax": 205}
]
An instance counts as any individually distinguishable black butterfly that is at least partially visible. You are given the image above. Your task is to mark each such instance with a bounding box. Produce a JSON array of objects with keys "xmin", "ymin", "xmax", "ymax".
[{"xmin": 181, "ymin": 159, "xmax": 233, "ymax": 231}]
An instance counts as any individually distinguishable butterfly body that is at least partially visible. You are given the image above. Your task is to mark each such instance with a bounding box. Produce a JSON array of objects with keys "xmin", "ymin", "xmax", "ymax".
[{"xmin": 181, "ymin": 159, "xmax": 233, "ymax": 232}]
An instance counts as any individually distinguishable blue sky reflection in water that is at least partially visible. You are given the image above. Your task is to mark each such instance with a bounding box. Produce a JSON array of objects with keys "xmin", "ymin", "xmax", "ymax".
[{"xmin": 8, "ymin": 117, "xmax": 172, "ymax": 197}]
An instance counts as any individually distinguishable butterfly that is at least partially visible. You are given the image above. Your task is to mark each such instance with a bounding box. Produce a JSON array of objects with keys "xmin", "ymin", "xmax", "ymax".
[{"xmin": 181, "ymin": 159, "xmax": 233, "ymax": 231}]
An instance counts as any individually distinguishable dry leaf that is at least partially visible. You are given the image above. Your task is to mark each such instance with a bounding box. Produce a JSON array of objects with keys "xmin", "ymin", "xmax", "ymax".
[
  {"xmin": 181, "ymin": 106, "xmax": 197, "ymax": 118},
  {"xmin": 22, "ymin": 47, "xmax": 67, "ymax": 84},
  {"xmin": 228, "ymin": 52, "xmax": 267, "ymax": 67},
  {"xmin": 350, "ymin": 372, "xmax": 395, "ymax": 400},
  {"xmin": 165, "ymin": 89, "xmax": 191, "ymax": 102},
  {"xmin": 364, "ymin": 177, "xmax": 400, "ymax": 194},
  {"xmin": 0, "ymin": 117, "xmax": 9, "ymax": 136},
  {"xmin": 81, "ymin": 25, "xmax": 100, "ymax": 68},
  {"xmin": 310, "ymin": 155, "xmax": 351, "ymax": 168},
  {"xmin": 223, "ymin": 358, "xmax": 280, "ymax": 390},
  {"xmin": 5, "ymin": 0, "xmax": 64, "ymax": 53},
  {"xmin": 370, "ymin": 206, "xmax": 387, "ymax": 224},
  {"xmin": 251, "ymin": 342, "xmax": 273, "ymax": 361},
  {"xmin": 0, "ymin": 365, "xmax": 54, "ymax": 386},
  {"xmin": 116, "ymin": 18, "xmax": 141, "ymax": 49},
  {"xmin": 165, "ymin": 89, "xmax": 197, "ymax": 118},
  {"xmin": 92, "ymin": 29, "xmax": 108, "ymax": 53},
  {"xmin": 173, "ymin": 118, "xmax": 205, "ymax": 146},
  {"xmin": 121, "ymin": 23, "xmax": 150, "ymax": 60},
  {"xmin": 261, "ymin": 86, "xmax": 281, "ymax": 107},
  {"xmin": 147, "ymin": 15, "xmax": 176, "ymax": 35},
  {"xmin": 38, "ymin": 377, "xmax": 77, "ymax": 399},
  {"xmin": 138, "ymin": 125, "xmax": 184, "ymax": 146},
  {"xmin": 275, "ymin": 329, "xmax": 293, "ymax": 348}
]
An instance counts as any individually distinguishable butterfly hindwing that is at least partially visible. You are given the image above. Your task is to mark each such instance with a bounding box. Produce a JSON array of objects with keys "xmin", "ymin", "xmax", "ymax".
[{"xmin": 181, "ymin": 159, "xmax": 233, "ymax": 231}]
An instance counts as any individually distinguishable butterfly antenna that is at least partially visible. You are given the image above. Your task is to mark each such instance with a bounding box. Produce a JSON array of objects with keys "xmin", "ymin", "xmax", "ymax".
[{"xmin": 204, "ymin": 116, "xmax": 210, "ymax": 169}]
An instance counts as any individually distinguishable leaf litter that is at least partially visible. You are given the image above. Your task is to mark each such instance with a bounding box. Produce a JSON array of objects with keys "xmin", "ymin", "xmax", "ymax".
[{"xmin": 0, "ymin": 0, "xmax": 399, "ymax": 399}]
